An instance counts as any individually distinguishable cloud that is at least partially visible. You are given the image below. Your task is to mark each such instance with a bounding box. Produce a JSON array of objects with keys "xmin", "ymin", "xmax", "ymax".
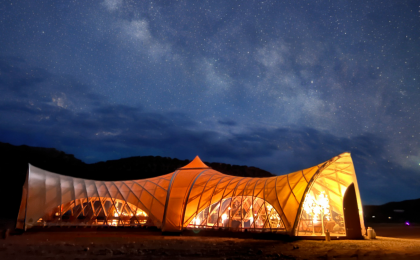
[
  {"xmin": 102, "ymin": 0, "xmax": 123, "ymax": 11},
  {"xmin": 122, "ymin": 20, "xmax": 152, "ymax": 43},
  {"xmin": 116, "ymin": 19, "xmax": 173, "ymax": 61},
  {"xmin": 202, "ymin": 58, "xmax": 232, "ymax": 94},
  {"xmin": 256, "ymin": 41, "xmax": 289, "ymax": 69}
]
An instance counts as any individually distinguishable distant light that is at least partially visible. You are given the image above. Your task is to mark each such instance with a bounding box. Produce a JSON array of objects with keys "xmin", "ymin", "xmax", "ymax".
[
  {"xmin": 405, "ymin": 222, "xmax": 410, "ymax": 226},
  {"xmin": 372, "ymin": 216, "xmax": 375, "ymax": 218},
  {"xmin": 388, "ymin": 217, "xmax": 392, "ymax": 219}
]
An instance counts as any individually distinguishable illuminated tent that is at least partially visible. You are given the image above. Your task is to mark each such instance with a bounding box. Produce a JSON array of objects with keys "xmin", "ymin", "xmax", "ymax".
[{"xmin": 16, "ymin": 152, "xmax": 365, "ymax": 238}]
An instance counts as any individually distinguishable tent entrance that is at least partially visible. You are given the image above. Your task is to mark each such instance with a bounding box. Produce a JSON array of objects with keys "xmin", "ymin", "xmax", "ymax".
[{"xmin": 343, "ymin": 183, "xmax": 363, "ymax": 239}]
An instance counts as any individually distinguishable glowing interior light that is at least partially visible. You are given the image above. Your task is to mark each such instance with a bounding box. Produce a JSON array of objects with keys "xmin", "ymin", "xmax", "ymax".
[
  {"xmin": 222, "ymin": 213, "xmax": 227, "ymax": 221},
  {"xmin": 228, "ymin": 207, "xmax": 231, "ymax": 210},
  {"xmin": 114, "ymin": 212, "xmax": 119, "ymax": 217},
  {"xmin": 318, "ymin": 191, "xmax": 330, "ymax": 221},
  {"xmin": 55, "ymin": 212, "xmax": 60, "ymax": 216},
  {"xmin": 302, "ymin": 191, "xmax": 331, "ymax": 234},
  {"xmin": 249, "ymin": 216, "xmax": 254, "ymax": 223},
  {"xmin": 303, "ymin": 193, "xmax": 315, "ymax": 215},
  {"xmin": 136, "ymin": 210, "xmax": 148, "ymax": 217},
  {"xmin": 195, "ymin": 217, "xmax": 200, "ymax": 225}
]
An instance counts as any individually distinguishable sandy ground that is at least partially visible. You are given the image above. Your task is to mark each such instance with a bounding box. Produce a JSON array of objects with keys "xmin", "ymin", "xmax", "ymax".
[
  {"xmin": 1, "ymin": 230, "xmax": 420, "ymax": 260},
  {"xmin": 366, "ymin": 223, "xmax": 420, "ymax": 239}
]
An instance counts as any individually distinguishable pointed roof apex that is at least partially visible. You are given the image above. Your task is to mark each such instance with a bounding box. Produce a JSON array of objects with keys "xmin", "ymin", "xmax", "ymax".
[{"xmin": 180, "ymin": 156, "xmax": 210, "ymax": 169}]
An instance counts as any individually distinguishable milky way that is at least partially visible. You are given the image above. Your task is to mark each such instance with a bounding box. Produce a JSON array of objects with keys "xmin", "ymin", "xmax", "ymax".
[{"xmin": 0, "ymin": 0, "xmax": 419, "ymax": 204}]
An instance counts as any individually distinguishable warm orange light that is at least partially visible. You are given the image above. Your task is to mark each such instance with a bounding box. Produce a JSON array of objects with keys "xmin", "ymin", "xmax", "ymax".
[
  {"xmin": 303, "ymin": 191, "xmax": 330, "ymax": 223},
  {"xmin": 222, "ymin": 213, "xmax": 227, "ymax": 221}
]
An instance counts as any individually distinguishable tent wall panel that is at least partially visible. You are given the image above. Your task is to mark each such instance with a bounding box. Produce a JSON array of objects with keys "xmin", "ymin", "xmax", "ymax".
[
  {"xmin": 60, "ymin": 178, "xmax": 74, "ymax": 209},
  {"xmin": 201, "ymin": 176, "xmax": 227, "ymax": 211},
  {"xmin": 302, "ymin": 166, "xmax": 319, "ymax": 182},
  {"xmin": 152, "ymin": 186, "xmax": 168, "ymax": 206},
  {"xmin": 183, "ymin": 174, "xmax": 215, "ymax": 226},
  {"xmin": 209, "ymin": 176, "xmax": 235, "ymax": 204},
  {"xmin": 198, "ymin": 176, "xmax": 222, "ymax": 208},
  {"xmin": 222, "ymin": 178, "xmax": 241, "ymax": 199},
  {"xmin": 253, "ymin": 179, "xmax": 266, "ymax": 199},
  {"xmin": 292, "ymin": 177, "xmax": 308, "ymax": 204},
  {"xmin": 25, "ymin": 167, "xmax": 46, "ymax": 228},
  {"xmin": 16, "ymin": 171, "xmax": 29, "ymax": 229},
  {"xmin": 162, "ymin": 168, "xmax": 207, "ymax": 232},
  {"xmin": 44, "ymin": 174, "xmax": 61, "ymax": 218},
  {"xmin": 73, "ymin": 179, "xmax": 88, "ymax": 201},
  {"xmin": 275, "ymin": 176, "xmax": 292, "ymax": 210},
  {"xmin": 243, "ymin": 179, "xmax": 258, "ymax": 197}
]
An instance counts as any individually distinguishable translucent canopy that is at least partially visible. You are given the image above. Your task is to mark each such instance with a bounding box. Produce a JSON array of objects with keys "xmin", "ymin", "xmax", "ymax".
[{"xmin": 17, "ymin": 153, "xmax": 365, "ymax": 237}]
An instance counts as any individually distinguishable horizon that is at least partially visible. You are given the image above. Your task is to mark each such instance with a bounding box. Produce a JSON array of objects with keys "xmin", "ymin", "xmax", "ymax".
[
  {"xmin": 9, "ymin": 140, "xmax": 420, "ymax": 207},
  {"xmin": 0, "ymin": 1, "xmax": 419, "ymax": 205},
  {"xmin": 3, "ymin": 140, "xmax": 418, "ymax": 206}
]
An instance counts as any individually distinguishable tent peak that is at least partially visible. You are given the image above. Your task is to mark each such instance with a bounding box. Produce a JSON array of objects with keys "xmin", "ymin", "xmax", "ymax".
[{"xmin": 180, "ymin": 156, "xmax": 209, "ymax": 169}]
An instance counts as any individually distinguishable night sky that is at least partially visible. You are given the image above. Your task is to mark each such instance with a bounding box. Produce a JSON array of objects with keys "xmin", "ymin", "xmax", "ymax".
[{"xmin": 1, "ymin": 0, "xmax": 419, "ymax": 205}]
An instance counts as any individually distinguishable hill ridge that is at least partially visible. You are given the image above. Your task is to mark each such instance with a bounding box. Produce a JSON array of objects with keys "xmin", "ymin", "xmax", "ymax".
[{"xmin": 0, "ymin": 141, "xmax": 273, "ymax": 219}]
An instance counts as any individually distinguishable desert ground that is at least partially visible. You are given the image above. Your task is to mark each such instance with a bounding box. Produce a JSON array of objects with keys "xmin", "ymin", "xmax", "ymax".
[{"xmin": 1, "ymin": 224, "xmax": 420, "ymax": 259}]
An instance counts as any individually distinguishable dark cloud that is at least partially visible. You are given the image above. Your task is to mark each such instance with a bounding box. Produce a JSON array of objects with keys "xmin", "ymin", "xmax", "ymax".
[
  {"xmin": 1, "ymin": 82, "xmax": 419, "ymax": 205},
  {"xmin": 217, "ymin": 119, "xmax": 237, "ymax": 126},
  {"xmin": 0, "ymin": 58, "xmax": 50, "ymax": 93}
]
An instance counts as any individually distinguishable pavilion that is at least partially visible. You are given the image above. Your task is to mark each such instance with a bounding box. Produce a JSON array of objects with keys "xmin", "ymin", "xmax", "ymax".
[{"xmin": 16, "ymin": 152, "xmax": 365, "ymax": 238}]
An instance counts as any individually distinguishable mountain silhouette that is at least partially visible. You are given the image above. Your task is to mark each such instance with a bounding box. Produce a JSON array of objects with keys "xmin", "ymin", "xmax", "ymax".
[{"xmin": 0, "ymin": 142, "xmax": 273, "ymax": 221}]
